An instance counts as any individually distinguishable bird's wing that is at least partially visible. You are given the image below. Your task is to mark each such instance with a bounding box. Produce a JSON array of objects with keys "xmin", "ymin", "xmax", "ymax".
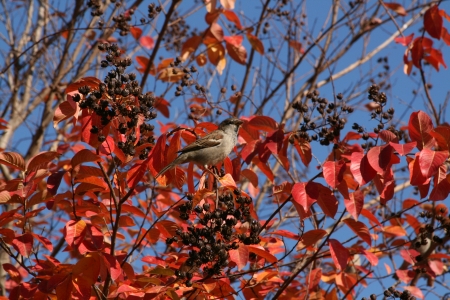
[{"xmin": 178, "ymin": 131, "xmax": 223, "ymax": 154}]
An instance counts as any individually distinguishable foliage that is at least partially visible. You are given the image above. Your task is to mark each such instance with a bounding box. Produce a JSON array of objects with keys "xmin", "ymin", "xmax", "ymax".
[{"xmin": 0, "ymin": 0, "xmax": 450, "ymax": 299}]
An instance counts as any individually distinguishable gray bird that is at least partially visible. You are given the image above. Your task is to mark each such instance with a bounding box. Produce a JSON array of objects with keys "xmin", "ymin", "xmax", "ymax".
[{"xmin": 155, "ymin": 117, "xmax": 244, "ymax": 178}]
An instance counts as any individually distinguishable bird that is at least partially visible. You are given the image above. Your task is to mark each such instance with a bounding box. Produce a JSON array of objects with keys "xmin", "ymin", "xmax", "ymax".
[{"xmin": 155, "ymin": 117, "xmax": 244, "ymax": 179}]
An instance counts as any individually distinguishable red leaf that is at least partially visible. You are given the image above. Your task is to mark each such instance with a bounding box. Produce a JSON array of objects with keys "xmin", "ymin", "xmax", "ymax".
[
  {"xmin": 247, "ymin": 245, "xmax": 277, "ymax": 263},
  {"xmin": 344, "ymin": 189, "xmax": 364, "ymax": 220},
  {"xmin": 323, "ymin": 160, "xmax": 345, "ymax": 189},
  {"xmin": 404, "ymin": 286, "xmax": 424, "ymax": 299},
  {"xmin": 411, "ymin": 38, "xmax": 425, "ymax": 68},
  {"xmin": 140, "ymin": 36, "xmax": 154, "ymax": 50},
  {"xmin": 441, "ymin": 27, "xmax": 450, "ymax": 46},
  {"xmin": 289, "ymin": 40, "xmax": 304, "ymax": 53},
  {"xmin": 65, "ymin": 220, "xmax": 87, "ymax": 247},
  {"xmin": 328, "ymin": 239, "xmax": 349, "ymax": 271},
  {"xmin": 308, "ymin": 268, "xmax": 322, "ymax": 290},
  {"xmin": 409, "ymin": 157, "xmax": 430, "ymax": 186},
  {"xmin": 430, "ymin": 125, "xmax": 450, "ymax": 150},
  {"xmin": 418, "ymin": 149, "xmax": 448, "ymax": 178},
  {"xmin": 181, "ymin": 35, "xmax": 202, "ymax": 60},
  {"xmin": 223, "ymin": 10, "xmax": 242, "ymax": 30},
  {"xmin": 389, "ymin": 141, "xmax": 417, "ymax": 156},
  {"xmin": 428, "ymin": 259, "xmax": 444, "ymax": 275},
  {"xmin": 102, "ymin": 253, "xmax": 122, "ymax": 280},
  {"xmin": 424, "ymin": 48, "xmax": 447, "ymax": 71},
  {"xmin": 350, "ymin": 152, "xmax": 377, "ymax": 186},
  {"xmin": 361, "ymin": 208, "xmax": 382, "ymax": 227},
  {"xmin": 343, "ymin": 219, "xmax": 371, "ymax": 246},
  {"xmin": 127, "ymin": 161, "xmax": 148, "ymax": 189},
  {"xmin": 395, "ymin": 269, "xmax": 415, "ymax": 283},
  {"xmin": 53, "ymin": 96, "xmax": 79, "ymax": 127},
  {"xmin": 130, "ymin": 27, "xmax": 142, "ymax": 40},
  {"xmin": 118, "ymin": 215, "xmax": 136, "ymax": 227},
  {"xmin": 424, "ymin": 5, "xmax": 443, "ymax": 39},
  {"xmin": 219, "ymin": 173, "xmax": 237, "ymax": 188},
  {"xmin": 225, "ymin": 40, "xmax": 247, "ymax": 65},
  {"xmin": 394, "ymin": 33, "xmax": 414, "ymax": 46},
  {"xmin": 254, "ymin": 157, "xmax": 274, "ymax": 182},
  {"xmin": 135, "ymin": 56, "xmax": 153, "ymax": 74},
  {"xmin": 32, "ymin": 233, "xmax": 53, "ymax": 252},
  {"xmin": 0, "ymin": 152, "xmax": 26, "ymax": 171},
  {"xmin": 241, "ymin": 169, "xmax": 258, "ymax": 187},
  {"xmin": 292, "ymin": 182, "xmax": 315, "ymax": 213},
  {"xmin": 294, "ymin": 138, "xmax": 312, "ymax": 166},
  {"xmin": 247, "ymin": 33, "xmax": 264, "ymax": 55},
  {"xmin": 430, "ymin": 166, "xmax": 450, "ymax": 201},
  {"xmin": 378, "ymin": 130, "xmax": 399, "ymax": 143},
  {"xmin": 247, "ymin": 116, "xmax": 278, "ymax": 131},
  {"xmin": 361, "ymin": 248, "xmax": 379, "ymax": 266},
  {"xmin": 229, "ymin": 243, "xmax": 248, "ymax": 271},
  {"xmin": 148, "ymin": 134, "xmax": 167, "ymax": 178},
  {"xmin": 12, "ymin": 233, "xmax": 34, "ymax": 257},
  {"xmin": 27, "ymin": 151, "xmax": 60, "ymax": 173},
  {"xmin": 210, "ymin": 22, "xmax": 224, "ymax": 41},
  {"xmin": 408, "ymin": 110, "xmax": 435, "ymax": 150},
  {"xmin": 298, "ymin": 229, "xmax": 327, "ymax": 249},
  {"xmin": 71, "ymin": 149, "xmax": 100, "ymax": 169},
  {"xmin": 384, "ymin": 2, "xmax": 407, "ymax": 16},
  {"xmin": 312, "ymin": 183, "xmax": 338, "ymax": 218},
  {"xmin": 154, "ymin": 97, "xmax": 171, "ymax": 118},
  {"xmin": 367, "ymin": 145, "xmax": 395, "ymax": 173},
  {"xmin": 224, "ymin": 35, "xmax": 243, "ymax": 47},
  {"xmin": 271, "ymin": 229, "xmax": 300, "ymax": 240},
  {"xmin": 2, "ymin": 263, "xmax": 22, "ymax": 283}
]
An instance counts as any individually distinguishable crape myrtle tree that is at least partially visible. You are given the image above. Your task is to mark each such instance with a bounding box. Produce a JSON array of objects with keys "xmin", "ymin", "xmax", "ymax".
[{"xmin": 0, "ymin": 0, "xmax": 450, "ymax": 299}]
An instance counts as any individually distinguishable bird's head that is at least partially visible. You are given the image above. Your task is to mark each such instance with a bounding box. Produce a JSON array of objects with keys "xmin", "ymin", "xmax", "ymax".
[{"xmin": 218, "ymin": 117, "xmax": 244, "ymax": 133}]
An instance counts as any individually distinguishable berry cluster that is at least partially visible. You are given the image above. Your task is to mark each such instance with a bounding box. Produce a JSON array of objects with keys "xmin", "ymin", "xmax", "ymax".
[
  {"xmin": 291, "ymin": 90, "xmax": 353, "ymax": 146},
  {"xmin": 351, "ymin": 84, "xmax": 406, "ymax": 150},
  {"xmin": 87, "ymin": 1, "xmax": 161, "ymax": 35},
  {"xmin": 73, "ymin": 43, "xmax": 156, "ymax": 158},
  {"xmin": 167, "ymin": 190, "xmax": 260, "ymax": 285},
  {"xmin": 163, "ymin": 11, "xmax": 193, "ymax": 52},
  {"xmin": 173, "ymin": 57, "xmax": 199, "ymax": 98},
  {"xmin": 382, "ymin": 287, "xmax": 416, "ymax": 300}
]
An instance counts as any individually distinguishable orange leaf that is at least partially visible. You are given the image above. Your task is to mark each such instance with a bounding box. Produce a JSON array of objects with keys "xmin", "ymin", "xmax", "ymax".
[
  {"xmin": 384, "ymin": 2, "xmax": 407, "ymax": 16},
  {"xmin": 247, "ymin": 245, "xmax": 277, "ymax": 263},
  {"xmin": 298, "ymin": 229, "xmax": 327, "ymax": 249},
  {"xmin": 119, "ymin": 215, "xmax": 136, "ymax": 227},
  {"xmin": 71, "ymin": 149, "xmax": 100, "ymax": 169},
  {"xmin": 225, "ymin": 41, "xmax": 247, "ymax": 65},
  {"xmin": 27, "ymin": 151, "xmax": 60, "ymax": 173},
  {"xmin": 130, "ymin": 27, "xmax": 142, "ymax": 39},
  {"xmin": 289, "ymin": 40, "xmax": 304, "ymax": 53},
  {"xmin": 383, "ymin": 225, "xmax": 406, "ymax": 236},
  {"xmin": 219, "ymin": 173, "xmax": 237, "ymax": 188},
  {"xmin": 229, "ymin": 243, "xmax": 248, "ymax": 271},
  {"xmin": 223, "ymin": 10, "xmax": 242, "ymax": 29},
  {"xmin": 343, "ymin": 219, "xmax": 371, "ymax": 246},
  {"xmin": 65, "ymin": 220, "xmax": 87, "ymax": 247},
  {"xmin": 247, "ymin": 33, "xmax": 264, "ymax": 55}
]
